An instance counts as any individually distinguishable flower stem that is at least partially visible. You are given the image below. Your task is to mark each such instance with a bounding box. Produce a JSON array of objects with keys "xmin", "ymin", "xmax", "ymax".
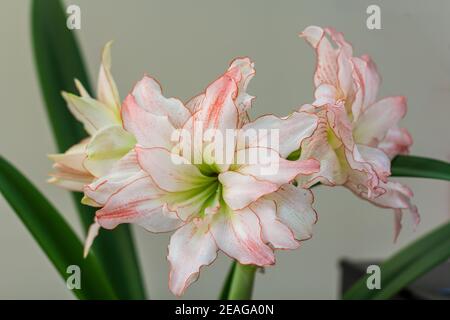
[{"xmin": 222, "ymin": 261, "xmax": 257, "ymax": 300}]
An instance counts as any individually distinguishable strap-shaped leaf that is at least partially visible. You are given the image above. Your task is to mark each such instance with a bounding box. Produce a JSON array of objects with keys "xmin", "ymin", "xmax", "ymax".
[
  {"xmin": 344, "ymin": 221, "xmax": 450, "ymax": 299},
  {"xmin": 31, "ymin": 0, "xmax": 146, "ymax": 299},
  {"xmin": 391, "ymin": 155, "xmax": 450, "ymax": 181},
  {"xmin": 0, "ymin": 156, "xmax": 116, "ymax": 299}
]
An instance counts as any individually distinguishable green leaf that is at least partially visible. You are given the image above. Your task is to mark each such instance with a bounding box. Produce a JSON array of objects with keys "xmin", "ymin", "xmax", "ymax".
[
  {"xmin": 391, "ymin": 155, "xmax": 450, "ymax": 181},
  {"xmin": 221, "ymin": 262, "xmax": 257, "ymax": 300},
  {"xmin": 0, "ymin": 156, "xmax": 116, "ymax": 300},
  {"xmin": 343, "ymin": 221, "xmax": 450, "ymax": 300},
  {"xmin": 31, "ymin": 0, "xmax": 146, "ymax": 299}
]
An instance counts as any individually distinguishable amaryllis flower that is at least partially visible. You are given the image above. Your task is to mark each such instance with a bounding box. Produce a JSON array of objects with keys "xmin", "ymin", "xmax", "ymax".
[
  {"xmin": 48, "ymin": 42, "xmax": 136, "ymax": 191},
  {"xmin": 83, "ymin": 58, "xmax": 321, "ymax": 296},
  {"xmin": 296, "ymin": 26, "xmax": 418, "ymax": 239}
]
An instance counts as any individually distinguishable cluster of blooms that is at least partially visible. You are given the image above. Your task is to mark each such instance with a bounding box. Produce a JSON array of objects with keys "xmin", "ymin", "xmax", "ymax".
[{"xmin": 48, "ymin": 26, "xmax": 416, "ymax": 296}]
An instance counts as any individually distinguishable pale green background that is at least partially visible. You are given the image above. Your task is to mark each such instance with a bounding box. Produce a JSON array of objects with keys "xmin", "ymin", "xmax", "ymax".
[{"xmin": 1, "ymin": 0, "xmax": 449, "ymax": 299}]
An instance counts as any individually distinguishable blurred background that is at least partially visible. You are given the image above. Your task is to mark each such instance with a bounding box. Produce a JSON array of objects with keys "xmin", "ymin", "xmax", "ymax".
[{"xmin": 1, "ymin": 0, "xmax": 449, "ymax": 299}]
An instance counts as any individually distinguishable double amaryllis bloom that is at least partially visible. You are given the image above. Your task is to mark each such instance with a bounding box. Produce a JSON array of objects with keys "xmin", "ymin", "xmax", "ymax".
[
  {"xmin": 48, "ymin": 26, "xmax": 417, "ymax": 296},
  {"xmin": 296, "ymin": 26, "xmax": 418, "ymax": 239}
]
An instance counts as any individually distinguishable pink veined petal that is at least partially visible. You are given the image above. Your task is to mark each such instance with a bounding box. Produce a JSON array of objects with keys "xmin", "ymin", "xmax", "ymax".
[
  {"xmin": 378, "ymin": 127, "xmax": 413, "ymax": 159},
  {"xmin": 48, "ymin": 163, "xmax": 93, "ymax": 192},
  {"xmin": 168, "ymin": 219, "xmax": 218, "ymax": 296},
  {"xmin": 250, "ymin": 199, "xmax": 300, "ymax": 249},
  {"xmin": 351, "ymin": 55, "xmax": 381, "ymax": 118},
  {"xmin": 235, "ymin": 147, "xmax": 320, "ymax": 186},
  {"xmin": 191, "ymin": 72, "xmax": 239, "ymax": 132},
  {"xmin": 97, "ymin": 41, "xmax": 121, "ymax": 111},
  {"xmin": 353, "ymin": 96, "xmax": 407, "ymax": 147},
  {"xmin": 325, "ymin": 27, "xmax": 354, "ymax": 99},
  {"xmin": 84, "ymin": 150, "xmax": 146, "ymax": 206},
  {"xmin": 357, "ymin": 144, "xmax": 391, "ymax": 183},
  {"xmin": 131, "ymin": 75, "xmax": 191, "ymax": 128},
  {"xmin": 122, "ymin": 94, "xmax": 177, "ymax": 149},
  {"xmin": 185, "ymin": 93, "xmax": 205, "ymax": 113},
  {"xmin": 136, "ymin": 147, "xmax": 215, "ymax": 192},
  {"xmin": 211, "ymin": 207, "xmax": 275, "ymax": 266},
  {"xmin": 218, "ymin": 171, "xmax": 278, "ymax": 210},
  {"xmin": 239, "ymin": 111, "xmax": 319, "ymax": 158},
  {"xmin": 312, "ymin": 84, "xmax": 339, "ymax": 107},
  {"xmin": 300, "ymin": 25, "xmax": 339, "ymax": 88},
  {"xmin": 297, "ymin": 119, "xmax": 346, "ymax": 187},
  {"xmin": 265, "ymin": 184, "xmax": 317, "ymax": 241},
  {"xmin": 227, "ymin": 57, "xmax": 256, "ymax": 116},
  {"xmin": 95, "ymin": 175, "xmax": 181, "ymax": 231}
]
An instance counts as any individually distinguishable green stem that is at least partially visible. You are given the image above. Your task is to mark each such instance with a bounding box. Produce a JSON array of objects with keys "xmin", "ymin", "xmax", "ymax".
[{"xmin": 226, "ymin": 262, "xmax": 257, "ymax": 300}]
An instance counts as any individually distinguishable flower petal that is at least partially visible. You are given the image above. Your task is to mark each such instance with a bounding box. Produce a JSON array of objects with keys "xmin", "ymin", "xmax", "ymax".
[
  {"xmin": 168, "ymin": 219, "xmax": 217, "ymax": 296},
  {"xmin": 122, "ymin": 94, "xmax": 177, "ymax": 149},
  {"xmin": 211, "ymin": 207, "xmax": 275, "ymax": 266},
  {"xmin": 353, "ymin": 96, "xmax": 407, "ymax": 146},
  {"xmin": 84, "ymin": 150, "xmax": 146, "ymax": 206},
  {"xmin": 218, "ymin": 171, "xmax": 278, "ymax": 210},
  {"xmin": 250, "ymin": 199, "xmax": 299, "ymax": 249},
  {"xmin": 97, "ymin": 41, "xmax": 121, "ymax": 111},
  {"xmin": 351, "ymin": 55, "xmax": 381, "ymax": 118},
  {"xmin": 131, "ymin": 75, "xmax": 191, "ymax": 128},
  {"xmin": 235, "ymin": 147, "xmax": 320, "ymax": 186},
  {"xmin": 84, "ymin": 125, "xmax": 136, "ymax": 177},
  {"xmin": 95, "ymin": 175, "xmax": 181, "ymax": 231},
  {"xmin": 62, "ymin": 92, "xmax": 120, "ymax": 135},
  {"xmin": 136, "ymin": 147, "xmax": 214, "ymax": 192},
  {"xmin": 265, "ymin": 184, "xmax": 317, "ymax": 241},
  {"xmin": 378, "ymin": 127, "xmax": 413, "ymax": 159},
  {"xmin": 239, "ymin": 111, "xmax": 318, "ymax": 158}
]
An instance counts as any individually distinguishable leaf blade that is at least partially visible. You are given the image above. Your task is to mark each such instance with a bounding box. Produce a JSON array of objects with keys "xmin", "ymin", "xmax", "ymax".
[
  {"xmin": 343, "ymin": 221, "xmax": 450, "ymax": 300},
  {"xmin": 0, "ymin": 156, "xmax": 116, "ymax": 300},
  {"xmin": 31, "ymin": 0, "xmax": 146, "ymax": 299},
  {"xmin": 391, "ymin": 155, "xmax": 450, "ymax": 181}
]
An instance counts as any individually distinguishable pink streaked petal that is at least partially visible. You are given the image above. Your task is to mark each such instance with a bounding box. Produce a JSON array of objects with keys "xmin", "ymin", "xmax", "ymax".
[
  {"xmin": 227, "ymin": 57, "xmax": 256, "ymax": 115},
  {"xmin": 250, "ymin": 199, "xmax": 299, "ymax": 250},
  {"xmin": 192, "ymin": 73, "xmax": 239, "ymax": 131},
  {"xmin": 136, "ymin": 147, "xmax": 214, "ymax": 192},
  {"xmin": 351, "ymin": 55, "xmax": 381, "ymax": 118},
  {"xmin": 357, "ymin": 145, "xmax": 391, "ymax": 183},
  {"xmin": 48, "ymin": 163, "xmax": 93, "ymax": 192},
  {"xmin": 211, "ymin": 208, "xmax": 275, "ymax": 266},
  {"xmin": 378, "ymin": 127, "xmax": 413, "ymax": 159},
  {"xmin": 122, "ymin": 94, "xmax": 176, "ymax": 149},
  {"xmin": 168, "ymin": 219, "xmax": 217, "ymax": 296},
  {"xmin": 218, "ymin": 171, "xmax": 278, "ymax": 210},
  {"xmin": 84, "ymin": 150, "xmax": 146, "ymax": 206},
  {"xmin": 239, "ymin": 111, "xmax": 319, "ymax": 158},
  {"xmin": 353, "ymin": 96, "xmax": 407, "ymax": 146},
  {"xmin": 96, "ymin": 176, "xmax": 181, "ymax": 232},
  {"xmin": 131, "ymin": 75, "xmax": 191, "ymax": 128},
  {"xmin": 300, "ymin": 26, "xmax": 339, "ymax": 88},
  {"xmin": 266, "ymin": 184, "xmax": 317, "ymax": 241}
]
